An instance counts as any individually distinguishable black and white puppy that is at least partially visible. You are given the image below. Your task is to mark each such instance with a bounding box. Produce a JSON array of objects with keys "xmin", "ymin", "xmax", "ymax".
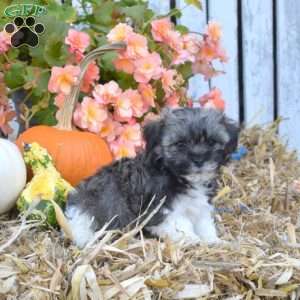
[{"xmin": 65, "ymin": 108, "xmax": 239, "ymax": 247}]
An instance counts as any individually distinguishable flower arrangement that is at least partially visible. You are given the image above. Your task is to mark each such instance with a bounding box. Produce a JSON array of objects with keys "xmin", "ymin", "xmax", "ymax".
[{"xmin": 0, "ymin": 0, "xmax": 227, "ymax": 159}]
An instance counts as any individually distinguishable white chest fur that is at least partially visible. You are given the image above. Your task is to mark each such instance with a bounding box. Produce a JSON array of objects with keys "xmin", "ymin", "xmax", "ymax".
[{"xmin": 147, "ymin": 183, "xmax": 219, "ymax": 244}]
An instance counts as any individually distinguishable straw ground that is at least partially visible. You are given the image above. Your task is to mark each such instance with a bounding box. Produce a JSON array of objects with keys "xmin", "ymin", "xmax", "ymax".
[{"xmin": 1, "ymin": 123, "xmax": 300, "ymax": 299}]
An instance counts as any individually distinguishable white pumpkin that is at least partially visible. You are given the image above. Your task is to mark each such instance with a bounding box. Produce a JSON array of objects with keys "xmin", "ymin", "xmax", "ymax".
[{"xmin": 0, "ymin": 138, "xmax": 27, "ymax": 213}]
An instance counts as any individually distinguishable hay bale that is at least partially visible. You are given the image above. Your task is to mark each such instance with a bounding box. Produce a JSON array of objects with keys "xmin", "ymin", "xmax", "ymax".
[{"xmin": 1, "ymin": 124, "xmax": 300, "ymax": 299}]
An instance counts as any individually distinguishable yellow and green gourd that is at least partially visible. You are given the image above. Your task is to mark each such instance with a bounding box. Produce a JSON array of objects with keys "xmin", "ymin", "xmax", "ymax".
[{"xmin": 17, "ymin": 142, "xmax": 73, "ymax": 226}]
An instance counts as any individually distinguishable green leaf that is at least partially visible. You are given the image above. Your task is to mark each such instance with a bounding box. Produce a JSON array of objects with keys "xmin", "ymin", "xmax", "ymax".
[
  {"xmin": 121, "ymin": 0, "xmax": 140, "ymax": 5},
  {"xmin": 119, "ymin": 4, "xmax": 147, "ymax": 23},
  {"xmin": 32, "ymin": 98, "xmax": 57, "ymax": 126},
  {"xmin": 184, "ymin": 0, "xmax": 203, "ymax": 10},
  {"xmin": 88, "ymin": 0, "xmax": 105, "ymax": 5},
  {"xmin": 0, "ymin": 0, "xmax": 11, "ymax": 28},
  {"xmin": 184, "ymin": 0, "xmax": 202, "ymax": 10},
  {"xmin": 40, "ymin": 15, "xmax": 69, "ymax": 42},
  {"xmin": 143, "ymin": 8, "xmax": 155, "ymax": 23},
  {"xmin": 147, "ymin": 39, "xmax": 157, "ymax": 52},
  {"xmin": 116, "ymin": 72, "xmax": 136, "ymax": 90},
  {"xmin": 46, "ymin": 1, "xmax": 77, "ymax": 23},
  {"xmin": 177, "ymin": 62, "xmax": 193, "ymax": 81},
  {"xmin": 31, "ymin": 72, "xmax": 50, "ymax": 97},
  {"xmin": 6, "ymin": 48, "xmax": 19, "ymax": 60},
  {"xmin": 24, "ymin": 66, "xmax": 36, "ymax": 82},
  {"xmin": 100, "ymin": 51, "xmax": 117, "ymax": 72},
  {"xmin": 38, "ymin": 71, "xmax": 50, "ymax": 91},
  {"xmin": 0, "ymin": 0, "xmax": 11, "ymax": 13},
  {"xmin": 165, "ymin": 8, "xmax": 182, "ymax": 19},
  {"xmin": 93, "ymin": 1, "xmax": 115, "ymax": 26},
  {"xmin": 44, "ymin": 35, "xmax": 68, "ymax": 66},
  {"xmin": 175, "ymin": 25, "xmax": 189, "ymax": 35},
  {"xmin": 90, "ymin": 24, "xmax": 110, "ymax": 34},
  {"xmin": 4, "ymin": 63, "xmax": 26, "ymax": 89},
  {"xmin": 29, "ymin": 15, "xmax": 69, "ymax": 65},
  {"xmin": 95, "ymin": 35, "xmax": 108, "ymax": 47},
  {"xmin": 154, "ymin": 81, "xmax": 165, "ymax": 105},
  {"xmin": 29, "ymin": 46, "xmax": 46, "ymax": 66}
]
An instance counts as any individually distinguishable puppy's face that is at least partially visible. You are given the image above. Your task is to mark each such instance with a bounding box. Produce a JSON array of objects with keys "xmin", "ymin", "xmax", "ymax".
[{"xmin": 143, "ymin": 108, "xmax": 239, "ymax": 178}]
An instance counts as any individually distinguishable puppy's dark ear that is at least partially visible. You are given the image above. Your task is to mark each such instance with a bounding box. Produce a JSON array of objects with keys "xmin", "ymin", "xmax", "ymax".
[
  {"xmin": 143, "ymin": 119, "xmax": 163, "ymax": 153},
  {"xmin": 223, "ymin": 117, "xmax": 240, "ymax": 154}
]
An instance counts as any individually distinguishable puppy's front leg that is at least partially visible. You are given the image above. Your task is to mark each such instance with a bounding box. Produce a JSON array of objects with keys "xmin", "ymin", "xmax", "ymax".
[
  {"xmin": 148, "ymin": 211, "xmax": 199, "ymax": 244},
  {"xmin": 194, "ymin": 203, "xmax": 220, "ymax": 244}
]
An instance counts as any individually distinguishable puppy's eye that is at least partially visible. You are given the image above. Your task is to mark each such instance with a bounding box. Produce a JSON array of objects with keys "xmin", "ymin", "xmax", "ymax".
[{"xmin": 175, "ymin": 141, "xmax": 185, "ymax": 147}]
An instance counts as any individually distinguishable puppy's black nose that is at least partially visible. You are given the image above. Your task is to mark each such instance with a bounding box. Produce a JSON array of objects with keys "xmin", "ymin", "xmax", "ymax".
[{"xmin": 192, "ymin": 157, "xmax": 203, "ymax": 167}]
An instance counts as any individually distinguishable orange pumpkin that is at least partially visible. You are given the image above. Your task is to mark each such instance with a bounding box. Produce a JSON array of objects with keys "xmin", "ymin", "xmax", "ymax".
[{"xmin": 16, "ymin": 43, "xmax": 126, "ymax": 186}]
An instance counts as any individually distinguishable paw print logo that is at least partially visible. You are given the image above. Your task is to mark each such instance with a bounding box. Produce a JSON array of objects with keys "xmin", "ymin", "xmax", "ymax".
[{"xmin": 4, "ymin": 16, "xmax": 45, "ymax": 48}]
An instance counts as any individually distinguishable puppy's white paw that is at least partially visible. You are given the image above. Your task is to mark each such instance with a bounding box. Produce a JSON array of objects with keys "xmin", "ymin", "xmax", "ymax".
[
  {"xmin": 147, "ymin": 214, "xmax": 200, "ymax": 245},
  {"xmin": 204, "ymin": 236, "xmax": 222, "ymax": 246},
  {"xmin": 198, "ymin": 229, "xmax": 220, "ymax": 243}
]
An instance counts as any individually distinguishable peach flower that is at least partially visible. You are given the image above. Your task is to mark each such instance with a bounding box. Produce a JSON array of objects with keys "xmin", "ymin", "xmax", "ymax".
[
  {"xmin": 215, "ymin": 46, "xmax": 228, "ymax": 63},
  {"xmin": 151, "ymin": 18, "xmax": 173, "ymax": 42},
  {"xmin": 187, "ymin": 99, "xmax": 194, "ymax": 108},
  {"xmin": 0, "ymin": 31, "xmax": 11, "ymax": 53},
  {"xmin": 99, "ymin": 116, "xmax": 122, "ymax": 142},
  {"xmin": 110, "ymin": 139, "xmax": 136, "ymax": 160},
  {"xmin": 138, "ymin": 83, "xmax": 156, "ymax": 108},
  {"xmin": 73, "ymin": 97, "xmax": 108, "ymax": 133},
  {"xmin": 113, "ymin": 54, "xmax": 135, "ymax": 74},
  {"xmin": 199, "ymin": 41, "xmax": 220, "ymax": 62},
  {"xmin": 74, "ymin": 51, "xmax": 85, "ymax": 63},
  {"xmin": 125, "ymin": 32, "xmax": 148, "ymax": 58},
  {"xmin": 172, "ymin": 34, "xmax": 199, "ymax": 65},
  {"xmin": 194, "ymin": 22, "xmax": 227, "ymax": 66},
  {"xmin": 192, "ymin": 61, "xmax": 222, "ymax": 80},
  {"xmin": 113, "ymin": 113, "xmax": 134, "ymax": 124},
  {"xmin": 151, "ymin": 18, "xmax": 183, "ymax": 52},
  {"xmin": 132, "ymin": 90, "xmax": 148, "ymax": 117},
  {"xmin": 65, "ymin": 29, "xmax": 90, "ymax": 53},
  {"xmin": 80, "ymin": 62, "xmax": 100, "ymax": 93},
  {"xmin": 119, "ymin": 89, "xmax": 146, "ymax": 118},
  {"xmin": 183, "ymin": 34, "xmax": 200, "ymax": 55},
  {"xmin": 54, "ymin": 93, "xmax": 66, "ymax": 109},
  {"xmin": 164, "ymin": 30, "xmax": 183, "ymax": 52},
  {"xmin": 199, "ymin": 88, "xmax": 225, "ymax": 111},
  {"xmin": 165, "ymin": 92, "xmax": 180, "ymax": 108},
  {"xmin": 172, "ymin": 49, "xmax": 194, "ymax": 65},
  {"xmin": 133, "ymin": 52, "xmax": 162, "ymax": 83},
  {"xmin": 119, "ymin": 123, "xmax": 143, "ymax": 147},
  {"xmin": 206, "ymin": 21, "xmax": 222, "ymax": 42},
  {"xmin": 115, "ymin": 92, "xmax": 133, "ymax": 119},
  {"xmin": 93, "ymin": 81, "xmax": 122, "ymax": 105},
  {"xmin": 48, "ymin": 65, "xmax": 80, "ymax": 95},
  {"xmin": 161, "ymin": 69, "xmax": 181, "ymax": 96},
  {"xmin": 107, "ymin": 23, "xmax": 133, "ymax": 43}
]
